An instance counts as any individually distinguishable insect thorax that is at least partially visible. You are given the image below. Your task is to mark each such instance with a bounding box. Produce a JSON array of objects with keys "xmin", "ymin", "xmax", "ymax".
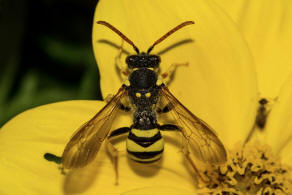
[
  {"xmin": 129, "ymin": 68, "xmax": 158, "ymax": 89},
  {"xmin": 126, "ymin": 66, "xmax": 160, "ymax": 130},
  {"xmin": 128, "ymin": 68, "xmax": 160, "ymax": 107}
]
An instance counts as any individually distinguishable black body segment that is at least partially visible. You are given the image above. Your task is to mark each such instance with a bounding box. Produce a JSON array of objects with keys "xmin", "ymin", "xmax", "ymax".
[{"xmin": 129, "ymin": 68, "xmax": 157, "ymax": 89}]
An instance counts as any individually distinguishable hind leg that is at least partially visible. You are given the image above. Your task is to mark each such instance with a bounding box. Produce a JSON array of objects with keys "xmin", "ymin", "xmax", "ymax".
[
  {"xmin": 106, "ymin": 127, "xmax": 131, "ymax": 184},
  {"xmin": 158, "ymin": 124, "xmax": 208, "ymax": 183},
  {"xmin": 182, "ymin": 145, "xmax": 209, "ymax": 183}
]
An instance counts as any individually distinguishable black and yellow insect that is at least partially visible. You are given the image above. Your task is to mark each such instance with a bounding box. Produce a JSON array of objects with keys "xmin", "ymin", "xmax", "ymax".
[{"xmin": 61, "ymin": 21, "xmax": 227, "ymax": 179}]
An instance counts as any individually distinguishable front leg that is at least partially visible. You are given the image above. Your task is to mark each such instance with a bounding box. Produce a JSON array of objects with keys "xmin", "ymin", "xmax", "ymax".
[
  {"xmin": 115, "ymin": 40, "xmax": 130, "ymax": 81},
  {"xmin": 160, "ymin": 62, "xmax": 188, "ymax": 86}
]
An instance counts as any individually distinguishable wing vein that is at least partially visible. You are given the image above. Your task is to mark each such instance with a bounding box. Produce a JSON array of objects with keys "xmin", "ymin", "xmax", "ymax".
[
  {"xmin": 159, "ymin": 85, "xmax": 227, "ymax": 164},
  {"xmin": 62, "ymin": 87, "xmax": 127, "ymax": 168}
]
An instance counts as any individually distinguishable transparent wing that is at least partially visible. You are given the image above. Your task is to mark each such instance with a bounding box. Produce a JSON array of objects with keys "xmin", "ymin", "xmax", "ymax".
[
  {"xmin": 62, "ymin": 87, "xmax": 127, "ymax": 168},
  {"xmin": 159, "ymin": 86, "xmax": 227, "ymax": 164}
]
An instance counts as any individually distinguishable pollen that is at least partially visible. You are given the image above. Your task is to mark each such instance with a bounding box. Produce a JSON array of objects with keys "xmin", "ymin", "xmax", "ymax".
[{"xmin": 198, "ymin": 142, "xmax": 291, "ymax": 195}]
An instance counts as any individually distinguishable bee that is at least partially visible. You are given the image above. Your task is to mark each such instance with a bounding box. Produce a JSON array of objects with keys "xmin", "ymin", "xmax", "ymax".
[{"xmin": 62, "ymin": 21, "xmax": 227, "ymax": 181}]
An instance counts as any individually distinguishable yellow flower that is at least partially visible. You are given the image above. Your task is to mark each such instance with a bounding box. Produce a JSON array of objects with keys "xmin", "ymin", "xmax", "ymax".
[
  {"xmin": 215, "ymin": 0, "xmax": 292, "ymax": 98},
  {"xmin": 0, "ymin": 0, "xmax": 291, "ymax": 195}
]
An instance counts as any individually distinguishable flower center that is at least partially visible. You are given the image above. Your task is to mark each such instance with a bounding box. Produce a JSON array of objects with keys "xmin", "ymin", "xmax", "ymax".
[{"xmin": 198, "ymin": 142, "xmax": 291, "ymax": 194}]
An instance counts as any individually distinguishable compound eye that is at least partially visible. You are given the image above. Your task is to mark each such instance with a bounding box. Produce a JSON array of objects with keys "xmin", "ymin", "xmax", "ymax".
[
  {"xmin": 149, "ymin": 55, "xmax": 160, "ymax": 68},
  {"xmin": 126, "ymin": 55, "xmax": 139, "ymax": 68}
]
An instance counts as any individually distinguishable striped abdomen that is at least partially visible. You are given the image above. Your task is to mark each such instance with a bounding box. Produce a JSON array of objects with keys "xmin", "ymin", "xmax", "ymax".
[{"xmin": 126, "ymin": 128, "xmax": 164, "ymax": 163}]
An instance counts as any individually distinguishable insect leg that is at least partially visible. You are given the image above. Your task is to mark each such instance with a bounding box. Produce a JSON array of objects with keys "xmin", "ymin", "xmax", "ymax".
[
  {"xmin": 118, "ymin": 104, "xmax": 131, "ymax": 112},
  {"xmin": 115, "ymin": 40, "xmax": 130, "ymax": 81},
  {"xmin": 157, "ymin": 103, "xmax": 173, "ymax": 114},
  {"xmin": 160, "ymin": 62, "xmax": 188, "ymax": 85},
  {"xmin": 104, "ymin": 94, "xmax": 114, "ymax": 103},
  {"xmin": 183, "ymin": 147, "xmax": 209, "ymax": 183},
  {"xmin": 106, "ymin": 127, "xmax": 131, "ymax": 184},
  {"xmin": 108, "ymin": 127, "xmax": 131, "ymax": 138},
  {"xmin": 158, "ymin": 124, "xmax": 208, "ymax": 182},
  {"xmin": 158, "ymin": 124, "xmax": 179, "ymax": 131}
]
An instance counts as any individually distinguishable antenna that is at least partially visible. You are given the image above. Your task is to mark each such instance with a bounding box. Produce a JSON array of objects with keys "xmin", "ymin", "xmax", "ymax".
[
  {"xmin": 97, "ymin": 21, "xmax": 140, "ymax": 54},
  {"xmin": 147, "ymin": 21, "xmax": 194, "ymax": 54}
]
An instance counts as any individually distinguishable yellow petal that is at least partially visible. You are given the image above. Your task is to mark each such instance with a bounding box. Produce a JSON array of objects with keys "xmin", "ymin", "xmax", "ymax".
[
  {"xmin": 0, "ymin": 101, "xmax": 198, "ymax": 194},
  {"xmin": 279, "ymin": 140, "xmax": 292, "ymax": 167},
  {"xmin": 92, "ymin": 0, "xmax": 257, "ymax": 148},
  {"xmin": 122, "ymin": 186, "xmax": 195, "ymax": 195},
  {"xmin": 262, "ymin": 74, "xmax": 292, "ymax": 162},
  {"xmin": 215, "ymin": 0, "xmax": 292, "ymax": 98},
  {"xmin": 0, "ymin": 101, "xmax": 105, "ymax": 195}
]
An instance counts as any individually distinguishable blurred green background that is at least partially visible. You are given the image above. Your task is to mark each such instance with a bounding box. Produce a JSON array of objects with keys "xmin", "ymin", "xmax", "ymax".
[{"xmin": 0, "ymin": 0, "xmax": 102, "ymax": 127}]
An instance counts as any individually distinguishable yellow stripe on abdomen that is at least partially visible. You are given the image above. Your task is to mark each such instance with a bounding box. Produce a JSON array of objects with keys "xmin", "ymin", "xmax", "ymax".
[
  {"xmin": 127, "ymin": 138, "xmax": 164, "ymax": 152},
  {"xmin": 131, "ymin": 128, "xmax": 159, "ymax": 137},
  {"xmin": 127, "ymin": 128, "xmax": 164, "ymax": 163}
]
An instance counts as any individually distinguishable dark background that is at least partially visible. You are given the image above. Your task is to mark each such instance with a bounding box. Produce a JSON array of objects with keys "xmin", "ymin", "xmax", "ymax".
[{"xmin": 0, "ymin": 0, "xmax": 102, "ymax": 127}]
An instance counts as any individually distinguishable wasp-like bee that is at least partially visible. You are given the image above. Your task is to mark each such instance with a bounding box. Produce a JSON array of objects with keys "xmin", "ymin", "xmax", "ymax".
[{"xmin": 62, "ymin": 21, "xmax": 227, "ymax": 180}]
